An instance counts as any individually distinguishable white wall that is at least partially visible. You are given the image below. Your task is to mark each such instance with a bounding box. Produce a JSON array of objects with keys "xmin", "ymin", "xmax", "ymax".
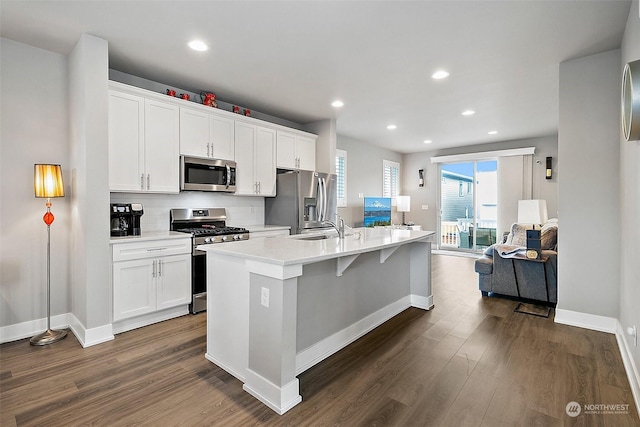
[
  {"xmin": 402, "ymin": 135, "xmax": 558, "ymax": 231},
  {"xmin": 336, "ymin": 134, "xmax": 403, "ymax": 227},
  {"xmin": 619, "ymin": 0, "xmax": 640, "ymax": 388},
  {"xmin": 0, "ymin": 38, "xmax": 71, "ymax": 327},
  {"xmin": 558, "ymin": 49, "xmax": 621, "ymax": 318}
]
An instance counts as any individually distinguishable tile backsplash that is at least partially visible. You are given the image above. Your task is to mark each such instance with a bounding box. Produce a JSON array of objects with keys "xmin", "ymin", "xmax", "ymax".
[{"xmin": 110, "ymin": 192, "xmax": 265, "ymax": 231}]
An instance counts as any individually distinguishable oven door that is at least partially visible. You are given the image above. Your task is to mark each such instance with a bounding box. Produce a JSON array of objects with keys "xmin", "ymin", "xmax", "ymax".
[
  {"xmin": 181, "ymin": 156, "xmax": 236, "ymax": 192},
  {"xmin": 191, "ymin": 248, "xmax": 208, "ymax": 313}
]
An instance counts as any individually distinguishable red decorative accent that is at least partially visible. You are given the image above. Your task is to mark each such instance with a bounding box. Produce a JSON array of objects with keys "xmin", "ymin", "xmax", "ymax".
[{"xmin": 43, "ymin": 211, "xmax": 55, "ymax": 226}]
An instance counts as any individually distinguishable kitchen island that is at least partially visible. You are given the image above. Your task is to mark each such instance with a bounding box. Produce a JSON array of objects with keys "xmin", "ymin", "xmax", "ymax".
[{"xmin": 199, "ymin": 227, "xmax": 435, "ymax": 414}]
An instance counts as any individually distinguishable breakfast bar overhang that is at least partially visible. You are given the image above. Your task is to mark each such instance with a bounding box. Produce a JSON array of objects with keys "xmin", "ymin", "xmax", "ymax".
[{"xmin": 199, "ymin": 228, "xmax": 435, "ymax": 414}]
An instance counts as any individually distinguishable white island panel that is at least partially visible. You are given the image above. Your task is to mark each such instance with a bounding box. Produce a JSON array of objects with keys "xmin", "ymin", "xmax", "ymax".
[{"xmin": 201, "ymin": 228, "xmax": 435, "ymax": 414}]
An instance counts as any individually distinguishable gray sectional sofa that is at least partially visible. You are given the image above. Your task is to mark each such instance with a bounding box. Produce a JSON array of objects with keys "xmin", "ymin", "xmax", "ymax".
[{"xmin": 474, "ymin": 221, "xmax": 558, "ymax": 305}]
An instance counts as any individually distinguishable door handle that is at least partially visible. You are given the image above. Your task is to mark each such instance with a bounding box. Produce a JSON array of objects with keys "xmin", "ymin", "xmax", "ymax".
[
  {"xmin": 140, "ymin": 174, "xmax": 144, "ymax": 190},
  {"xmin": 152, "ymin": 260, "xmax": 157, "ymax": 278},
  {"xmin": 158, "ymin": 259, "xmax": 162, "ymax": 277},
  {"xmin": 147, "ymin": 174, "xmax": 150, "ymax": 190}
]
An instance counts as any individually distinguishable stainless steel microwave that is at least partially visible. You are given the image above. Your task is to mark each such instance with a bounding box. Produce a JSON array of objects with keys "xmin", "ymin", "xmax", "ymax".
[{"xmin": 180, "ymin": 156, "xmax": 236, "ymax": 192}]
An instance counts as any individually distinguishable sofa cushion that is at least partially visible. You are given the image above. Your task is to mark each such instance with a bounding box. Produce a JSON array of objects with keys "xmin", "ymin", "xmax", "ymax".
[{"xmin": 474, "ymin": 256, "xmax": 493, "ymax": 275}]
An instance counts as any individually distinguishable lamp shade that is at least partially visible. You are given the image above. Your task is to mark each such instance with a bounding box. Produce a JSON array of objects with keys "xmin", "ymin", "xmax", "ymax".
[
  {"xmin": 397, "ymin": 195, "xmax": 411, "ymax": 212},
  {"xmin": 34, "ymin": 164, "xmax": 65, "ymax": 198},
  {"xmin": 517, "ymin": 199, "xmax": 548, "ymax": 225}
]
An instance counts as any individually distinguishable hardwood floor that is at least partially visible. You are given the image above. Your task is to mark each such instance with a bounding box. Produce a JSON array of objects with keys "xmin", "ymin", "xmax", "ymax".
[{"xmin": 1, "ymin": 254, "xmax": 638, "ymax": 426}]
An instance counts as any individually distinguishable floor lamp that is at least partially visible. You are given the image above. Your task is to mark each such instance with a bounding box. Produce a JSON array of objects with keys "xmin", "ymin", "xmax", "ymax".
[{"xmin": 31, "ymin": 164, "xmax": 67, "ymax": 345}]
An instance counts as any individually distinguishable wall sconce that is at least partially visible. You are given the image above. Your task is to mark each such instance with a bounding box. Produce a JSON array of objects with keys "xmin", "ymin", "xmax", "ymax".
[
  {"xmin": 418, "ymin": 169, "xmax": 424, "ymax": 187},
  {"xmin": 546, "ymin": 157, "xmax": 552, "ymax": 179}
]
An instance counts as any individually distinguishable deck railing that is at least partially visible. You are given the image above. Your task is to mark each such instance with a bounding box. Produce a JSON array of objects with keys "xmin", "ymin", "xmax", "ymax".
[{"xmin": 441, "ymin": 221, "xmax": 459, "ymax": 246}]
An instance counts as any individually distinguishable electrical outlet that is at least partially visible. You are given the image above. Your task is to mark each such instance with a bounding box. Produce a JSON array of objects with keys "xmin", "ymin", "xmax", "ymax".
[
  {"xmin": 627, "ymin": 325, "xmax": 637, "ymax": 347},
  {"xmin": 261, "ymin": 287, "xmax": 269, "ymax": 308},
  {"xmin": 422, "ymin": 205, "xmax": 429, "ymax": 210}
]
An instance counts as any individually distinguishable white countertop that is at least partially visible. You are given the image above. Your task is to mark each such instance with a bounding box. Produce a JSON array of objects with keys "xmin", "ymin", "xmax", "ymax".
[
  {"xmin": 109, "ymin": 230, "xmax": 191, "ymax": 244},
  {"xmin": 198, "ymin": 228, "xmax": 435, "ymax": 266}
]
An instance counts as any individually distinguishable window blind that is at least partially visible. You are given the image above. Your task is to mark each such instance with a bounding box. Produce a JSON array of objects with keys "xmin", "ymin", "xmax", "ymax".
[
  {"xmin": 335, "ymin": 149, "xmax": 347, "ymax": 207},
  {"xmin": 383, "ymin": 159, "xmax": 400, "ymax": 200}
]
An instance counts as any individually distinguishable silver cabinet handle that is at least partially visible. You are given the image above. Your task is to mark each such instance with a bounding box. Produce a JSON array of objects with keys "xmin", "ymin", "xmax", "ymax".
[
  {"xmin": 152, "ymin": 260, "xmax": 157, "ymax": 278},
  {"xmin": 207, "ymin": 143, "xmax": 210, "ymax": 157},
  {"xmin": 141, "ymin": 174, "xmax": 144, "ymax": 190},
  {"xmin": 147, "ymin": 174, "xmax": 150, "ymax": 190},
  {"xmin": 258, "ymin": 181, "xmax": 261, "ymax": 194},
  {"xmin": 158, "ymin": 259, "xmax": 162, "ymax": 277}
]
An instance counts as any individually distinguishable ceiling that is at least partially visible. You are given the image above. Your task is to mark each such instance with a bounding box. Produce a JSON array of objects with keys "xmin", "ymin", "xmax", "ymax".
[{"xmin": 0, "ymin": 1, "xmax": 632, "ymax": 153}]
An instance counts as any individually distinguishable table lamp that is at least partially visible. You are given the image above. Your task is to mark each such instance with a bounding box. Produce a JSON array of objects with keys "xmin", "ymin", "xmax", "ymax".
[
  {"xmin": 517, "ymin": 199, "xmax": 548, "ymax": 259},
  {"xmin": 397, "ymin": 195, "xmax": 411, "ymax": 225},
  {"xmin": 31, "ymin": 164, "xmax": 67, "ymax": 345}
]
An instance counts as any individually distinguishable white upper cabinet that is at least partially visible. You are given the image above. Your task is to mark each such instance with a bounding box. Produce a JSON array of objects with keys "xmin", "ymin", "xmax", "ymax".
[
  {"xmin": 235, "ymin": 121, "xmax": 276, "ymax": 196},
  {"xmin": 179, "ymin": 107, "xmax": 234, "ymax": 161},
  {"xmin": 276, "ymin": 130, "xmax": 316, "ymax": 171},
  {"xmin": 144, "ymin": 99, "xmax": 180, "ymax": 193},
  {"xmin": 108, "ymin": 88, "xmax": 179, "ymax": 193},
  {"xmin": 109, "ymin": 91, "xmax": 145, "ymax": 192}
]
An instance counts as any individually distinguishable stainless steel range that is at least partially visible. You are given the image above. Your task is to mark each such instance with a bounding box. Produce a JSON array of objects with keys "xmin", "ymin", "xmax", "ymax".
[{"xmin": 170, "ymin": 208, "xmax": 249, "ymax": 313}]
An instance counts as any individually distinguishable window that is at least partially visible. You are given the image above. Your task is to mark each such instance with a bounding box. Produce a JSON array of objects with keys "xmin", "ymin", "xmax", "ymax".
[
  {"xmin": 383, "ymin": 159, "xmax": 400, "ymax": 201},
  {"xmin": 335, "ymin": 149, "xmax": 347, "ymax": 207}
]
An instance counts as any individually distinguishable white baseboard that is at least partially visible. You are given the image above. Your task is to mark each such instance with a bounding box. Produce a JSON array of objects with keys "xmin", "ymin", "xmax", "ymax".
[
  {"xmin": 554, "ymin": 308, "xmax": 618, "ymax": 333},
  {"xmin": 615, "ymin": 321, "xmax": 640, "ymax": 417},
  {"xmin": 205, "ymin": 352, "xmax": 246, "ymax": 382},
  {"xmin": 0, "ymin": 313, "xmax": 73, "ymax": 344},
  {"xmin": 68, "ymin": 315, "xmax": 114, "ymax": 348},
  {"xmin": 112, "ymin": 305, "xmax": 188, "ymax": 335},
  {"xmin": 295, "ymin": 294, "xmax": 432, "ymax": 375}
]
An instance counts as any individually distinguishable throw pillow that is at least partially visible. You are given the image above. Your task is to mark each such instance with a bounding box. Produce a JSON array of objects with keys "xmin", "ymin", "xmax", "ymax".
[
  {"xmin": 505, "ymin": 223, "xmax": 533, "ymax": 247},
  {"xmin": 540, "ymin": 223, "xmax": 558, "ymax": 250}
]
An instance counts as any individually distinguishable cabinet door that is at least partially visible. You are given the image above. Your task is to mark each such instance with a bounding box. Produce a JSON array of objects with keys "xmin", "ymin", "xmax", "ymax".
[
  {"xmin": 156, "ymin": 254, "xmax": 191, "ymax": 310},
  {"xmin": 113, "ymin": 259, "xmax": 156, "ymax": 321},
  {"xmin": 234, "ymin": 121, "xmax": 257, "ymax": 195},
  {"xmin": 210, "ymin": 115, "xmax": 235, "ymax": 161},
  {"xmin": 255, "ymin": 127, "xmax": 276, "ymax": 196},
  {"xmin": 179, "ymin": 107, "xmax": 210, "ymax": 158},
  {"xmin": 276, "ymin": 131, "xmax": 296, "ymax": 169},
  {"xmin": 109, "ymin": 91, "xmax": 144, "ymax": 191},
  {"xmin": 296, "ymin": 136, "xmax": 316, "ymax": 171},
  {"xmin": 144, "ymin": 99, "xmax": 180, "ymax": 193}
]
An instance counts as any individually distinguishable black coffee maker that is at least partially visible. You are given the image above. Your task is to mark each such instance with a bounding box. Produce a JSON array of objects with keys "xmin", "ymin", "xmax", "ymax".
[{"xmin": 110, "ymin": 203, "xmax": 143, "ymax": 237}]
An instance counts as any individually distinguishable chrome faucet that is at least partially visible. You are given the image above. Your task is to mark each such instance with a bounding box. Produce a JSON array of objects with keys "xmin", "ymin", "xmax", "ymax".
[{"xmin": 323, "ymin": 215, "xmax": 345, "ymax": 239}]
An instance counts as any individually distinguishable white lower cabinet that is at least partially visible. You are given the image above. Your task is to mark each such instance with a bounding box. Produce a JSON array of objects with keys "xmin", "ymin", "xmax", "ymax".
[{"xmin": 112, "ymin": 238, "xmax": 191, "ymax": 323}]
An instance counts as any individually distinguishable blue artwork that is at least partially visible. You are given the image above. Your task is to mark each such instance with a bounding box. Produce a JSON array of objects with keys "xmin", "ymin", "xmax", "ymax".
[{"xmin": 364, "ymin": 197, "xmax": 392, "ymax": 227}]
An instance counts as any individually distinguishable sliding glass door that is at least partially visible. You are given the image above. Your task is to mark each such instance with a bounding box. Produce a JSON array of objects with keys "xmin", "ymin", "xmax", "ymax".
[{"xmin": 439, "ymin": 160, "xmax": 497, "ymax": 252}]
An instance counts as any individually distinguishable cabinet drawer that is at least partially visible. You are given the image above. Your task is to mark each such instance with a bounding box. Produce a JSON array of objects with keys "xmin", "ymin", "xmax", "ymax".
[{"xmin": 112, "ymin": 238, "xmax": 191, "ymax": 262}]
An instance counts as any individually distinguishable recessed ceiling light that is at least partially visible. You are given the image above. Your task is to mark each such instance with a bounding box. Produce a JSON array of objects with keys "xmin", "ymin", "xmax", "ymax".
[
  {"xmin": 424, "ymin": 140, "xmax": 433, "ymax": 144},
  {"xmin": 431, "ymin": 70, "xmax": 449, "ymax": 79},
  {"xmin": 188, "ymin": 40, "xmax": 208, "ymax": 51},
  {"xmin": 387, "ymin": 124, "xmax": 397, "ymax": 130},
  {"xmin": 331, "ymin": 100, "xmax": 344, "ymax": 108},
  {"xmin": 488, "ymin": 130, "xmax": 498, "ymax": 135},
  {"xmin": 462, "ymin": 110, "xmax": 475, "ymax": 116}
]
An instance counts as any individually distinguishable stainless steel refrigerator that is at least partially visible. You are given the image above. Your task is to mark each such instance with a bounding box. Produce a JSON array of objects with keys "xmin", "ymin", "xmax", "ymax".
[{"xmin": 265, "ymin": 170, "xmax": 337, "ymax": 234}]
